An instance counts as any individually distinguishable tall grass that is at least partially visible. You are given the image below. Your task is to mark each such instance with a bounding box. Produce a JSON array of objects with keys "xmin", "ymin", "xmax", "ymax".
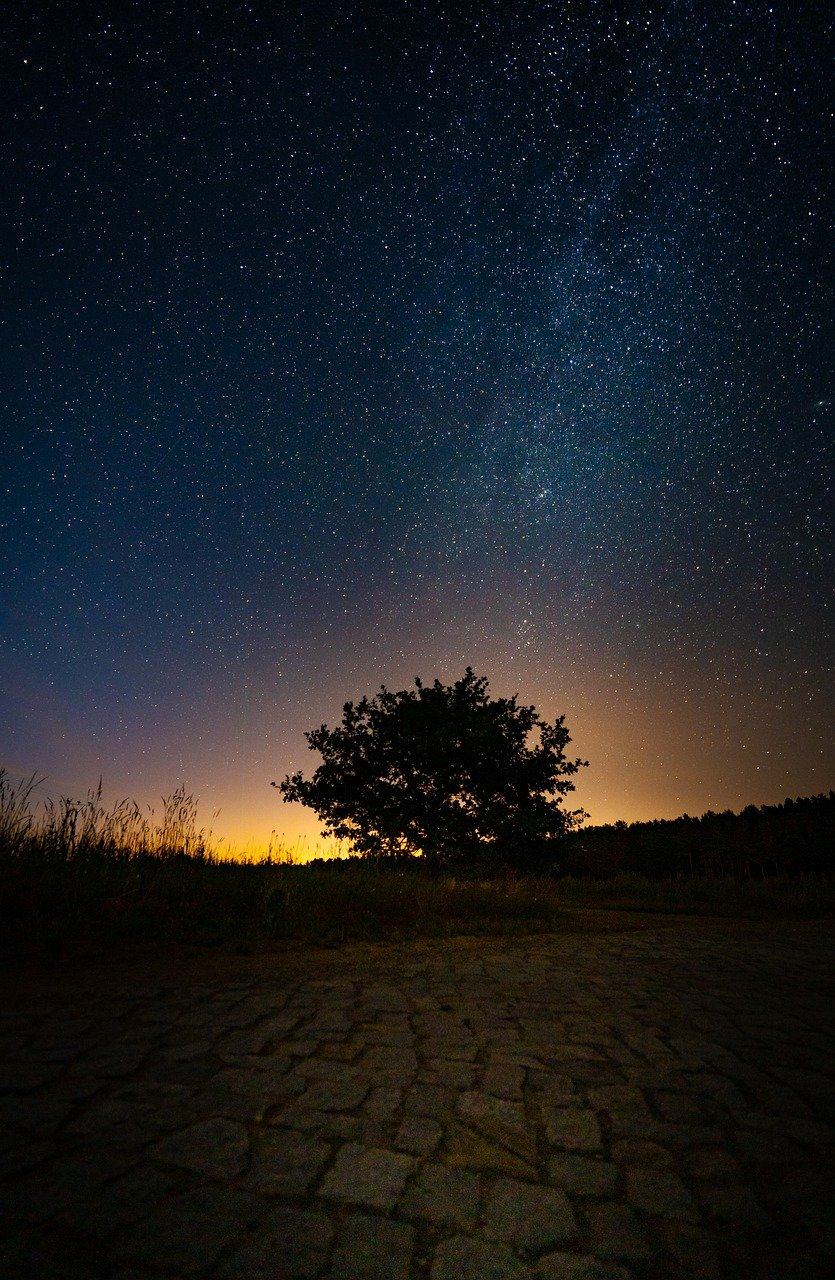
[
  {"xmin": 0, "ymin": 770, "xmax": 283, "ymax": 951},
  {"xmin": 1, "ymin": 769, "xmax": 832, "ymax": 957},
  {"xmin": 0, "ymin": 771, "xmax": 217, "ymax": 860}
]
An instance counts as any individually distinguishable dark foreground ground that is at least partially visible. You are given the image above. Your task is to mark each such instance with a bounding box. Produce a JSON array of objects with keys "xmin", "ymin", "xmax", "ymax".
[{"xmin": 1, "ymin": 916, "xmax": 832, "ymax": 1280}]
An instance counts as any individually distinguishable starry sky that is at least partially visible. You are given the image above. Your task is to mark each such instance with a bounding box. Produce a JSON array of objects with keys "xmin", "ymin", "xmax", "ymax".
[{"xmin": 2, "ymin": 2, "xmax": 832, "ymax": 853}]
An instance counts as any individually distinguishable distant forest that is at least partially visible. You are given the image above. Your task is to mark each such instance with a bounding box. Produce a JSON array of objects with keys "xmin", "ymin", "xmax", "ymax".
[
  {"xmin": 305, "ymin": 792, "xmax": 834, "ymax": 878},
  {"xmin": 562, "ymin": 792, "xmax": 834, "ymax": 879}
]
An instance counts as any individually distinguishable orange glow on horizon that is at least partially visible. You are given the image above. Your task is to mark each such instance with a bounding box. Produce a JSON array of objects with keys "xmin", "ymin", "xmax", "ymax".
[{"xmin": 8, "ymin": 652, "xmax": 830, "ymax": 864}]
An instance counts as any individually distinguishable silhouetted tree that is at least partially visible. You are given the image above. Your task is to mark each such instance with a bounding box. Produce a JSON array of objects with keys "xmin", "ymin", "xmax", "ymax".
[{"xmin": 276, "ymin": 669, "xmax": 588, "ymax": 871}]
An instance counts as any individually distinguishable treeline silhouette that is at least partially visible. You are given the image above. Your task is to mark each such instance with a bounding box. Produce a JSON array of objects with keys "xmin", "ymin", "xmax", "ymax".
[
  {"xmin": 561, "ymin": 792, "xmax": 834, "ymax": 879},
  {"xmin": 299, "ymin": 793, "xmax": 834, "ymax": 879},
  {"xmin": 1, "ymin": 768, "xmax": 832, "ymax": 953}
]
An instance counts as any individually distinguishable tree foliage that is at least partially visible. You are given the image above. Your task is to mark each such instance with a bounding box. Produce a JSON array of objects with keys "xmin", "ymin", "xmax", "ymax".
[{"xmin": 277, "ymin": 669, "xmax": 587, "ymax": 870}]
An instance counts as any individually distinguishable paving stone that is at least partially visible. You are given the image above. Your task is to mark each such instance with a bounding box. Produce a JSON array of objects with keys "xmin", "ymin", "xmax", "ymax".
[
  {"xmin": 587, "ymin": 1202, "xmax": 656, "ymax": 1265},
  {"xmin": 325, "ymin": 1113, "xmax": 362, "ymax": 1140},
  {"xmin": 1, "ymin": 1151, "xmax": 130, "ymax": 1222},
  {"xmin": 0, "ymin": 1061, "xmax": 63, "ymax": 1092},
  {"xmin": 294, "ymin": 1057, "xmax": 350, "ymax": 1081},
  {"xmin": 403, "ymin": 1082, "xmax": 456, "ymax": 1117},
  {"xmin": 64, "ymin": 1164, "xmax": 177, "ymax": 1238},
  {"xmin": 484, "ymin": 1064, "xmax": 525, "ymax": 1098},
  {"xmin": 535, "ymin": 1254, "xmax": 634, "ymax": 1279},
  {"xmin": 330, "ymin": 1213, "xmax": 415, "ymax": 1280},
  {"xmin": 217, "ymin": 1028, "xmax": 272, "ymax": 1058},
  {"xmin": 531, "ymin": 1075, "xmax": 578, "ymax": 1105},
  {"xmin": 694, "ymin": 1180, "xmax": 773, "ymax": 1229},
  {"xmin": 548, "ymin": 1153, "xmax": 619, "ymax": 1196},
  {"xmin": 430, "ymin": 1233, "xmax": 532, "ymax": 1280},
  {"xmin": 274, "ymin": 1037, "xmax": 320, "ymax": 1059},
  {"xmin": 544, "ymin": 1107, "xmax": 603, "ymax": 1153},
  {"xmin": 79, "ymin": 1044, "xmax": 150, "ymax": 1077},
  {"xmin": 320, "ymin": 1039, "xmax": 362, "ymax": 1061},
  {"xmin": 247, "ymin": 1127, "xmax": 331, "ymax": 1195},
  {"xmin": 653, "ymin": 1091, "xmax": 707, "ymax": 1124},
  {"xmin": 68, "ymin": 1082, "xmax": 193, "ymax": 1147},
  {"xmin": 150, "ymin": 1117, "xmax": 250, "ymax": 1178},
  {"xmin": 42, "ymin": 1071, "xmax": 103, "ymax": 1104},
  {"xmin": 587, "ymin": 1086, "xmax": 646, "ymax": 1112},
  {"xmin": 458, "ymin": 1092, "xmax": 538, "ymax": 1161},
  {"xmin": 655, "ymin": 1221, "xmax": 724, "ymax": 1280},
  {"xmin": 421, "ymin": 1059, "xmax": 477, "ymax": 1089},
  {"xmin": 218, "ymin": 1207, "xmax": 334, "ymax": 1278},
  {"xmin": 0, "ymin": 1230, "xmax": 100, "ymax": 1280},
  {"xmin": 737, "ymin": 1111, "xmax": 833, "ymax": 1149},
  {"xmin": 733, "ymin": 1127, "xmax": 805, "ymax": 1165},
  {"xmin": 395, "ymin": 1114, "xmax": 443, "ymax": 1155},
  {"xmin": 114, "ymin": 1187, "xmax": 265, "ymax": 1274},
  {"xmin": 683, "ymin": 1147, "xmax": 741, "ymax": 1181},
  {"xmin": 610, "ymin": 1139, "xmax": 675, "ymax": 1168},
  {"xmin": 364, "ymin": 1085, "xmax": 404, "ymax": 1118},
  {"xmin": 298, "ymin": 1074, "xmax": 371, "ymax": 1111},
  {"xmin": 399, "ymin": 1160, "xmax": 481, "ymax": 1228},
  {"xmin": 446, "ymin": 1122, "xmax": 540, "ymax": 1178},
  {"xmin": 424, "ymin": 1039, "xmax": 478, "ymax": 1062},
  {"xmin": 362, "ymin": 1045, "xmax": 419, "ymax": 1074},
  {"xmin": 197, "ymin": 1067, "xmax": 301, "ymax": 1120},
  {"xmin": 505, "ymin": 1052, "xmax": 554, "ymax": 1074},
  {"xmin": 625, "ymin": 1166, "xmax": 698, "ymax": 1221},
  {"xmin": 320, "ymin": 1142, "xmax": 415, "ymax": 1209},
  {"xmin": 0, "ymin": 1139, "xmax": 54, "ymax": 1178},
  {"xmin": 0, "ymin": 1093, "xmax": 75, "ymax": 1139},
  {"xmin": 485, "ymin": 1177, "xmax": 579, "ymax": 1254},
  {"xmin": 273, "ymin": 1103, "xmax": 332, "ymax": 1132},
  {"xmin": 2, "ymin": 920, "xmax": 830, "ymax": 1280}
]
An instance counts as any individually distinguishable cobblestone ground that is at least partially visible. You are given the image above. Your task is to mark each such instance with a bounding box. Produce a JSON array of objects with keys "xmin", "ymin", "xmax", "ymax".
[{"xmin": 1, "ymin": 919, "xmax": 832, "ymax": 1280}]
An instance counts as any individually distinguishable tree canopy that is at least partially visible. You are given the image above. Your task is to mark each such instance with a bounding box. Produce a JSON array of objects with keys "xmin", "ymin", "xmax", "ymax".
[{"xmin": 277, "ymin": 668, "xmax": 587, "ymax": 870}]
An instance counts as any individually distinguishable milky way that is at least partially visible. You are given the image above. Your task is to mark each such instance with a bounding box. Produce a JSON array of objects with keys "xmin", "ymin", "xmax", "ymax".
[{"xmin": 2, "ymin": 2, "xmax": 832, "ymax": 849}]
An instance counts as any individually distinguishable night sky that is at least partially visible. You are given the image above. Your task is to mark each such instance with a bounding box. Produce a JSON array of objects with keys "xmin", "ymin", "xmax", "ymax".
[{"xmin": 2, "ymin": 2, "xmax": 832, "ymax": 853}]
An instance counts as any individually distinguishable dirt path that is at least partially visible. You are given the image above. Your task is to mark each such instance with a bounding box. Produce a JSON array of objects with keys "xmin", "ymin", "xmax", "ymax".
[{"xmin": 1, "ymin": 919, "xmax": 832, "ymax": 1279}]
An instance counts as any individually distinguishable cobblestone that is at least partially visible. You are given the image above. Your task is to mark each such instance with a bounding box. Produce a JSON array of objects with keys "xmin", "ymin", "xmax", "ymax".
[
  {"xmin": 395, "ymin": 1114, "xmax": 443, "ymax": 1155},
  {"xmin": 431, "ymin": 1233, "xmax": 531, "ymax": 1280},
  {"xmin": 535, "ymin": 1255, "xmax": 633, "ymax": 1280},
  {"xmin": 113, "ymin": 1186, "xmax": 266, "ymax": 1274},
  {"xmin": 330, "ymin": 1213, "xmax": 415, "ymax": 1280},
  {"xmin": 544, "ymin": 1106, "xmax": 603, "ymax": 1153},
  {"xmin": 0, "ymin": 918, "xmax": 831, "ymax": 1280},
  {"xmin": 484, "ymin": 1177, "xmax": 578, "ymax": 1254},
  {"xmin": 218, "ymin": 1206, "xmax": 333, "ymax": 1278},
  {"xmin": 547, "ymin": 1153, "xmax": 618, "ymax": 1196},
  {"xmin": 587, "ymin": 1202, "xmax": 655, "ymax": 1265},
  {"xmin": 320, "ymin": 1141, "xmax": 415, "ymax": 1208},
  {"xmin": 624, "ymin": 1165, "xmax": 698, "ymax": 1221},
  {"xmin": 399, "ymin": 1160, "xmax": 481, "ymax": 1228},
  {"xmin": 150, "ymin": 1118, "xmax": 250, "ymax": 1179},
  {"xmin": 246, "ymin": 1126, "xmax": 331, "ymax": 1195}
]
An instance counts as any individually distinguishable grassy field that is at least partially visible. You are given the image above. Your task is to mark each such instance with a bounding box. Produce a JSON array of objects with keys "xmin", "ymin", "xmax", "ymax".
[{"xmin": 1, "ymin": 769, "xmax": 832, "ymax": 955}]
